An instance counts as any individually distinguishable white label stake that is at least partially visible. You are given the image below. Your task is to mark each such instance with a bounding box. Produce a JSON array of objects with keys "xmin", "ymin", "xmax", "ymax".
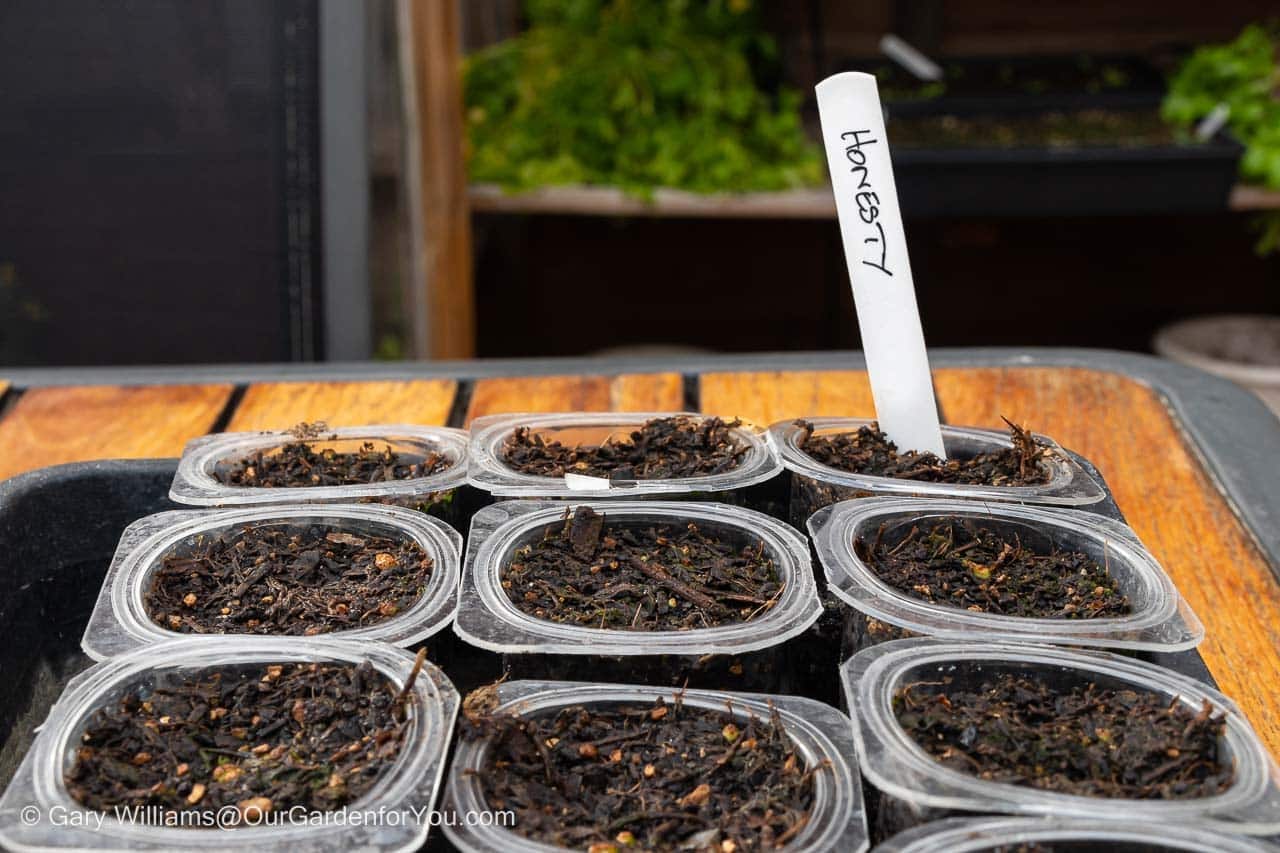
[
  {"xmin": 879, "ymin": 34, "xmax": 943, "ymax": 82},
  {"xmin": 815, "ymin": 71, "xmax": 946, "ymax": 458}
]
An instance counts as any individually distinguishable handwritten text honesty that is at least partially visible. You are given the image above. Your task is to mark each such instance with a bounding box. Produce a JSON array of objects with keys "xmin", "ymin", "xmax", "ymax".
[
  {"xmin": 840, "ymin": 128, "xmax": 891, "ymax": 277},
  {"xmin": 813, "ymin": 70, "xmax": 946, "ymax": 457}
]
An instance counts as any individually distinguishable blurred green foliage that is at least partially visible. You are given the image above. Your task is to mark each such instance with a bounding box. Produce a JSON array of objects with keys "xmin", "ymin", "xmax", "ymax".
[
  {"xmin": 462, "ymin": 0, "xmax": 823, "ymax": 196},
  {"xmin": 1163, "ymin": 24, "xmax": 1280, "ymax": 254},
  {"xmin": 1163, "ymin": 23, "xmax": 1280, "ymax": 189}
]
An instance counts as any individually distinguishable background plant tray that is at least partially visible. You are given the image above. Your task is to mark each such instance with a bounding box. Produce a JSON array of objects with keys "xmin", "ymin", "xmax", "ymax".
[
  {"xmin": 848, "ymin": 53, "xmax": 1168, "ymax": 117},
  {"xmin": 889, "ymin": 128, "xmax": 1241, "ymax": 217},
  {"xmin": 828, "ymin": 52, "xmax": 1241, "ymax": 216}
]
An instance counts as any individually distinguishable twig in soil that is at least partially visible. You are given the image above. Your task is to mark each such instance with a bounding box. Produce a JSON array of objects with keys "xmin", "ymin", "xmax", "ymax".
[
  {"xmin": 797, "ymin": 417, "xmax": 1051, "ymax": 485},
  {"xmin": 503, "ymin": 506, "xmax": 781, "ymax": 631}
]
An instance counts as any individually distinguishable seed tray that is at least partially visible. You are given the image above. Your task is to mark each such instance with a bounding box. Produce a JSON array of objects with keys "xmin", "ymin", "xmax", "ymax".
[{"xmin": 0, "ymin": 457, "xmax": 1221, "ymax": 851}]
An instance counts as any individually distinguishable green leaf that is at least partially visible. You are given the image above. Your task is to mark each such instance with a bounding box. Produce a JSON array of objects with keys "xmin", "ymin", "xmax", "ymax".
[{"xmin": 462, "ymin": 0, "xmax": 821, "ymax": 197}]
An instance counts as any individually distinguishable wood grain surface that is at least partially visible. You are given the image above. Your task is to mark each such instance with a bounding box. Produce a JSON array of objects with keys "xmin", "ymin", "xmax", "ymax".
[
  {"xmin": 405, "ymin": 0, "xmax": 475, "ymax": 358},
  {"xmin": 0, "ymin": 384, "xmax": 232, "ymax": 479},
  {"xmin": 701, "ymin": 366, "xmax": 1280, "ymax": 756},
  {"xmin": 226, "ymin": 380, "xmax": 458, "ymax": 431},
  {"xmin": 465, "ymin": 373, "xmax": 684, "ymax": 424}
]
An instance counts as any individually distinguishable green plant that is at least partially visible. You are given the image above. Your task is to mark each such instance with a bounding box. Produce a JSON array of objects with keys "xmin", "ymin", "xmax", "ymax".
[
  {"xmin": 462, "ymin": 0, "xmax": 823, "ymax": 197},
  {"xmin": 1163, "ymin": 23, "xmax": 1280, "ymax": 254}
]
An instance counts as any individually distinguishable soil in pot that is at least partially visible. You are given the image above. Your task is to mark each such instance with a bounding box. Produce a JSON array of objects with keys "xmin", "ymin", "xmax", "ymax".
[
  {"xmin": 144, "ymin": 522, "xmax": 433, "ymax": 636},
  {"xmin": 857, "ymin": 519, "xmax": 1131, "ymax": 619},
  {"xmin": 889, "ymin": 108, "xmax": 1184, "ymax": 150},
  {"xmin": 795, "ymin": 419, "xmax": 1049, "ymax": 487},
  {"xmin": 503, "ymin": 506, "xmax": 782, "ymax": 630},
  {"xmin": 893, "ymin": 672, "xmax": 1233, "ymax": 798},
  {"xmin": 463, "ymin": 687, "xmax": 826, "ymax": 851},
  {"xmin": 868, "ymin": 54, "xmax": 1161, "ymax": 102},
  {"xmin": 215, "ymin": 422, "xmax": 451, "ymax": 488},
  {"xmin": 500, "ymin": 415, "xmax": 747, "ymax": 480},
  {"xmin": 65, "ymin": 656, "xmax": 424, "ymax": 821}
]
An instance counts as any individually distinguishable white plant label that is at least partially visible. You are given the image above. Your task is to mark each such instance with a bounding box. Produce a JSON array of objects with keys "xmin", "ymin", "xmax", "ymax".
[
  {"xmin": 564, "ymin": 473, "xmax": 613, "ymax": 491},
  {"xmin": 879, "ymin": 34, "xmax": 943, "ymax": 82},
  {"xmin": 815, "ymin": 71, "xmax": 946, "ymax": 458},
  {"xmin": 1195, "ymin": 102, "xmax": 1230, "ymax": 141}
]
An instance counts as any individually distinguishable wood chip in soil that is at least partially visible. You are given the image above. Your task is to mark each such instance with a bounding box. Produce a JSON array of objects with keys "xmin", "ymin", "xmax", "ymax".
[
  {"xmin": 500, "ymin": 415, "xmax": 747, "ymax": 480},
  {"xmin": 858, "ymin": 519, "xmax": 1131, "ymax": 618},
  {"xmin": 216, "ymin": 421, "xmax": 450, "ymax": 488},
  {"xmin": 894, "ymin": 672, "xmax": 1233, "ymax": 799},
  {"xmin": 65, "ymin": 660, "xmax": 417, "ymax": 822},
  {"xmin": 796, "ymin": 418, "xmax": 1050, "ymax": 486},
  {"xmin": 503, "ymin": 506, "xmax": 782, "ymax": 630},
  {"xmin": 465, "ymin": 689, "xmax": 825, "ymax": 851},
  {"xmin": 145, "ymin": 523, "xmax": 432, "ymax": 636}
]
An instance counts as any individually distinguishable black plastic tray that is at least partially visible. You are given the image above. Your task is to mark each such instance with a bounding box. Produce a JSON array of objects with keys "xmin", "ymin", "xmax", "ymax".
[
  {"xmin": 889, "ymin": 131, "xmax": 1241, "ymax": 217},
  {"xmin": 831, "ymin": 53, "xmax": 1240, "ymax": 216},
  {"xmin": 0, "ymin": 460, "xmax": 180, "ymax": 788}
]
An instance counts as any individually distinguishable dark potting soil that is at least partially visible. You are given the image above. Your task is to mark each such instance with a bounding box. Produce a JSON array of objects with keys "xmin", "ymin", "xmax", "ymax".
[
  {"xmin": 500, "ymin": 415, "xmax": 747, "ymax": 480},
  {"xmin": 795, "ymin": 419, "xmax": 1050, "ymax": 486},
  {"xmin": 465, "ymin": 689, "xmax": 823, "ymax": 851},
  {"xmin": 858, "ymin": 520, "xmax": 1131, "ymax": 618},
  {"xmin": 869, "ymin": 55, "xmax": 1160, "ymax": 102},
  {"xmin": 894, "ymin": 672, "xmax": 1233, "ymax": 799},
  {"xmin": 66, "ymin": 659, "xmax": 420, "ymax": 822},
  {"xmin": 215, "ymin": 422, "xmax": 451, "ymax": 488},
  {"xmin": 503, "ymin": 506, "xmax": 782, "ymax": 630},
  {"xmin": 144, "ymin": 523, "xmax": 433, "ymax": 636},
  {"xmin": 889, "ymin": 109, "xmax": 1184, "ymax": 150}
]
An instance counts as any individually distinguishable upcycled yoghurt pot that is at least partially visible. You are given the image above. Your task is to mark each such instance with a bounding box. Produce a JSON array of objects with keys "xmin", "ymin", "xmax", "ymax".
[
  {"xmin": 466, "ymin": 412, "xmax": 782, "ymax": 507},
  {"xmin": 82, "ymin": 504, "xmax": 463, "ymax": 660},
  {"xmin": 169, "ymin": 425, "xmax": 470, "ymax": 518},
  {"xmin": 874, "ymin": 815, "xmax": 1280, "ymax": 853},
  {"xmin": 808, "ymin": 498, "xmax": 1202, "ymax": 655},
  {"xmin": 441, "ymin": 679, "xmax": 868, "ymax": 853},
  {"xmin": 453, "ymin": 500, "xmax": 822, "ymax": 690},
  {"xmin": 842, "ymin": 638, "xmax": 1280, "ymax": 838},
  {"xmin": 0, "ymin": 637, "xmax": 460, "ymax": 852},
  {"xmin": 769, "ymin": 417, "xmax": 1108, "ymax": 527}
]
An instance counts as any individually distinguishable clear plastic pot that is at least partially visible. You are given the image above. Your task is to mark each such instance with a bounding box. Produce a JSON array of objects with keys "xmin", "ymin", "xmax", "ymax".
[
  {"xmin": 466, "ymin": 412, "xmax": 782, "ymax": 508},
  {"xmin": 809, "ymin": 498, "xmax": 1202, "ymax": 656},
  {"xmin": 441, "ymin": 679, "xmax": 868, "ymax": 853},
  {"xmin": 169, "ymin": 425, "xmax": 470, "ymax": 523},
  {"xmin": 843, "ymin": 638, "xmax": 1280, "ymax": 838},
  {"xmin": 875, "ymin": 815, "xmax": 1279, "ymax": 853},
  {"xmin": 0, "ymin": 637, "xmax": 459, "ymax": 852},
  {"xmin": 82, "ymin": 504, "xmax": 463, "ymax": 660},
  {"xmin": 454, "ymin": 500, "xmax": 822, "ymax": 691},
  {"xmin": 769, "ymin": 418, "xmax": 1107, "ymax": 527}
]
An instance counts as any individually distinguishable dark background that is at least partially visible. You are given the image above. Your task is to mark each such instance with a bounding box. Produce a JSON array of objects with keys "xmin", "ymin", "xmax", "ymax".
[
  {"xmin": 1, "ymin": 0, "xmax": 1277, "ymax": 365},
  {"xmin": 0, "ymin": 0, "xmax": 321, "ymax": 366}
]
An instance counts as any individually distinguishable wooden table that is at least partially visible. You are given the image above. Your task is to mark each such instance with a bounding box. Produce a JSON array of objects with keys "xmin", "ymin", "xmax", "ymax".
[{"xmin": 2, "ymin": 349, "xmax": 1278, "ymax": 757}]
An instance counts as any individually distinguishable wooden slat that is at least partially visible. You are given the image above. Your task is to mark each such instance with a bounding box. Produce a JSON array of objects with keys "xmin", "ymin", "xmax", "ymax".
[
  {"xmin": 0, "ymin": 384, "xmax": 233, "ymax": 480},
  {"xmin": 701, "ymin": 366, "xmax": 1280, "ymax": 757},
  {"xmin": 469, "ymin": 183, "xmax": 1280, "ymax": 218},
  {"xmin": 699, "ymin": 370, "xmax": 876, "ymax": 423},
  {"xmin": 404, "ymin": 0, "xmax": 475, "ymax": 358},
  {"xmin": 469, "ymin": 183, "xmax": 840, "ymax": 219},
  {"xmin": 226, "ymin": 380, "xmax": 458, "ymax": 431},
  {"xmin": 465, "ymin": 373, "xmax": 684, "ymax": 425}
]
